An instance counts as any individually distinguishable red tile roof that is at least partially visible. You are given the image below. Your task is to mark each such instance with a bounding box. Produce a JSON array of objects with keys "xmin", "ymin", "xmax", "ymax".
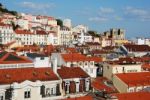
[
  {"xmin": 66, "ymin": 47, "xmax": 77, "ymax": 53},
  {"xmin": 142, "ymin": 64, "xmax": 150, "ymax": 71},
  {"xmin": 107, "ymin": 57, "xmax": 139, "ymax": 65},
  {"xmin": 87, "ymin": 57, "xmax": 103, "ymax": 63},
  {"xmin": 91, "ymin": 50, "xmax": 109, "ymax": 54},
  {"xmin": 61, "ymin": 53, "xmax": 87, "ymax": 62},
  {"xmin": 0, "ymin": 67, "xmax": 59, "ymax": 85},
  {"xmin": 115, "ymin": 72, "xmax": 150, "ymax": 87},
  {"xmin": 0, "ymin": 23, "xmax": 12, "ymax": 27},
  {"xmin": 61, "ymin": 53, "xmax": 102, "ymax": 62},
  {"xmin": 92, "ymin": 77, "xmax": 117, "ymax": 93},
  {"xmin": 13, "ymin": 46, "xmax": 40, "ymax": 52},
  {"xmin": 113, "ymin": 92, "xmax": 150, "ymax": 100},
  {"xmin": 62, "ymin": 96, "xmax": 93, "ymax": 100},
  {"xmin": 123, "ymin": 44, "xmax": 150, "ymax": 52},
  {"xmin": 36, "ymin": 30, "xmax": 47, "ymax": 35},
  {"xmin": 86, "ymin": 42, "xmax": 101, "ymax": 45},
  {"xmin": 57, "ymin": 67, "xmax": 89, "ymax": 79},
  {"xmin": 15, "ymin": 29, "xmax": 33, "ymax": 35},
  {"xmin": 0, "ymin": 52, "xmax": 32, "ymax": 64}
]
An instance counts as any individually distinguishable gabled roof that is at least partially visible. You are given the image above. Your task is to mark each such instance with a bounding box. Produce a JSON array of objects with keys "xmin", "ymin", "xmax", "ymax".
[
  {"xmin": 0, "ymin": 51, "xmax": 32, "ymax": 64},
  {"xmin": 57, "ymin": 67, "xmax": 89, "ymax": 79},
  {"xmin": 0, "ymin": 67, "xmax": 59, "ymax": 85},
  {"xmin": 115, "ymin": 72, "xmax": 150, "ymax": 87}
]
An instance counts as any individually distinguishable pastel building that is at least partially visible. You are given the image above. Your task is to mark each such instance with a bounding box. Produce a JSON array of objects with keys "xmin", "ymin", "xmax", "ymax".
[
  {"xmin": 103, "ymin": 57, "xmax": 142, "ymax": 80},
  {"xmin": 51, "ymin": 53, "xmax": 102, "ymax": 78},
  {"xmin": 0, "ymin": 67, "xmax": 61, "ymax": 100},
  {"xmin": 113, "ymin": 72, "xmax": 150, "ymax": 93},
  {"xmin": 0, "ymin": 23, "xmax": 15, "ymax": 45}
]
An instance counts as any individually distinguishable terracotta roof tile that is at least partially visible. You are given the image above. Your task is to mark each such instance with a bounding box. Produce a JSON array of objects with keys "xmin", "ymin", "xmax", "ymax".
[
  {"xmin": 124, "ymin": 44, "xmax": 150, "ymax": 52},
  {"xmin": 115, "ymin": 72, "xmax": 150, "ymax": 87},
  {"xmin": 57, "ymin": 67, "xmax": 89, "ymax": 79},
  {"xmin": 61, "ymin": 53, "xmax": 102, "ymax": 62},
  {"xmin": 92, "ymin": 77, "xmax": 117, "ymax": 93},
  {"xmin": 0, "ymin": 67, "xmax": 59, "ymax": 85},
  {"xmin": 0, "ymin": 52, "xmax": 32, "ymax": 64},
  {"xmin": 15, "ymin": 29, "xmax": 33, "ymax": 35}
]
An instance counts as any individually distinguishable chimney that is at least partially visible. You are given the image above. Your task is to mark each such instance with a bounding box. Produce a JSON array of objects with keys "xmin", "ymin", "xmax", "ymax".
[{"xmin": 52, "ymin": 58, "xmax": 57, "ymax": 74}]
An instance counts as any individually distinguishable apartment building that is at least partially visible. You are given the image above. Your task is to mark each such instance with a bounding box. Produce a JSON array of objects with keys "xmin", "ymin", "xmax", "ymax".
[
  {"xmin": 0, "ymin": 23, "xmax": 15, "ymax": 45},
  {"xmin": 113, "ymin": 72, "xmax": 150, "ymax": 93},
  {"xmin": 103, "ymin": 57, "xmax": 142, "ymax": 80}
]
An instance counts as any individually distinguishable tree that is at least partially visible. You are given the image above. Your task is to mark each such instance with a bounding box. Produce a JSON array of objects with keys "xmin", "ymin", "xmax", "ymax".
[
  {"xmin": 88, "ymin": 30, "xmax": 100, "ymax": 37},
  {"xmin": 0, "ymin": 3, "xmax": 2, "ymax": 7},
  {"xmin": 11, "ymin": 21, "xmax": 20, "ymax": 30},
  {"xmin": 56, "ymin": 19, "xmax": 63, "ymax": 27}
]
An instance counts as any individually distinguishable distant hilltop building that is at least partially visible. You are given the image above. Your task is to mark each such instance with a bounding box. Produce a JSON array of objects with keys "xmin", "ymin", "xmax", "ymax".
[
  {"xmin": 104, "ymin": 28, "xmax": 125, "ymax": 40},
  {"xmin": 136, "ymin": 37, "xmax": 150, "ymax": 46},
  {"xmin": 63, "ymin": 19, "xmax": 72, "ymax": 28},
  {"xmin": 101, "ymin": 28, "xmax": 128, "ymax": 47}
]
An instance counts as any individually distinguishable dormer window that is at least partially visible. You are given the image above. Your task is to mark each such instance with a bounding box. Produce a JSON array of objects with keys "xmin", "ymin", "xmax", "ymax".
[
  {"xmin": 78, "ymin": 61, "xmax": 83, "ymax": 66},
  {"xmin": 0, "ymin": 93, "xmax": 4, "ymax": 100},
  {"xmin": 84, "ymin": 62, "xmax": 88, "ymax": 66},
  {"xmin": 24, "ymin": 89, "xmax": 31, "ymax": 99},
  {"xmin": 40, "ymin": 57, "xmax": 44, "ymax": 60},
  {"xmin": 90, "ymin": 61, "xmax": 94, "ymax": 66}
]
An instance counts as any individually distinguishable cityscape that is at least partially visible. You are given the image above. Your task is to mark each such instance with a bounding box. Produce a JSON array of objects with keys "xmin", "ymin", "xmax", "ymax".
[{"xmin": 0, "ymin": 1, "xmax": 150, "ymax": 100}]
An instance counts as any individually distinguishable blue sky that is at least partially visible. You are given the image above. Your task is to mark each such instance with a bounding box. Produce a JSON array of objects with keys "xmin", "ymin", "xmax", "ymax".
[{"xmin": 1, "ymin": 0, "xmax": 150, "ymax": 38}]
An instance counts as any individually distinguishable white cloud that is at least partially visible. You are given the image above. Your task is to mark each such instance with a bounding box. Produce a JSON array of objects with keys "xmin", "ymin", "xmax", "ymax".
[
  {"xmin": 20, "ymin": 1, "xmax": 55, "ymax": 9},
  {"xmin": 18, "ymin": 1, "xmax": 55, "ymax": 15},
  {"xmin": 99, "ymin": 7, "xmax": 114, "ymax": 14},
  {"xmin": 88, "ymin": 7, "xmax": 121, "ymax": 22},
  {"xmin": 89, "ymin": 17, "xmax": 108, "ymax": 22},
  {"xmin": 124, "ymin": 6, "xmax": 150, "ymax": 21}
]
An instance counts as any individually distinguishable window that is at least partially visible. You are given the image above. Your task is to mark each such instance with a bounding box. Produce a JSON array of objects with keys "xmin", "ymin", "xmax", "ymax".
[
  {"xmin": 85, "ymin": 62, "xmax": 88, "ymax": 66},
  {"xmin": 46, "ymin": 88, "xmax": 50, "ymax": 96},
  {"xmin": 0, "ymin": 93, "xmax": 3, "ymax": 100},
  {"xmin": 90, "ymin": 61, "xmax": 94, "ymax": 66},
  {"xmin": 40, "ymin": 57, "xmax": 44, "ymax": 60},
  {"xmin": 0, "ymin": 96, "xmax": 3, "ymax": 100},
  {"xmin": 107, "ymin": 66, "xmax": 109, "ymax": 69},
  {"xmin": 78, "ymin": 62, "xmax": 83, "ymax": 66},
  {"xmin": 24, "ymin": 89, "xmax": 31, "ymax": 98},
  {"xmin": 51, "ymin": 88, "xmax": 54, "ymax": 95},
  {"xmin": 129, "ymin": 89, "xmax": 134, "ymax": 92}
]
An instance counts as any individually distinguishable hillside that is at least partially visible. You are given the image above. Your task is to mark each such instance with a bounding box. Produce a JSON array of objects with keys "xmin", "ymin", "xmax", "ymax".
[{"xmin": 0, "ymin": 3, "xmax": 17, "ymax": 16}]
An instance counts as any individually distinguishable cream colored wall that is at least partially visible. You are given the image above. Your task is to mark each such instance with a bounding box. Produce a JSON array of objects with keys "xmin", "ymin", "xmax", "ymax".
[
  {"xmin": 13, "ymin": 85, "xmax": 41, "ymax": 100},
  {"xmin": 48, "ymin": 20, "xmax": 57, "ymax": 26},
  {"xmin": 113, "ymin": 75, "xmax": 128, "ymax": 93},
  {"xmin": 103, "ymin": 63, "xmax": 142, "ymax": 81},
  {"xmin": 103, "ymin": 63, "xmax": 113, "ymax": 80},
  {"xmin": 112, "ymin": 64, "xmax": 142, "ymax": 74}
]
